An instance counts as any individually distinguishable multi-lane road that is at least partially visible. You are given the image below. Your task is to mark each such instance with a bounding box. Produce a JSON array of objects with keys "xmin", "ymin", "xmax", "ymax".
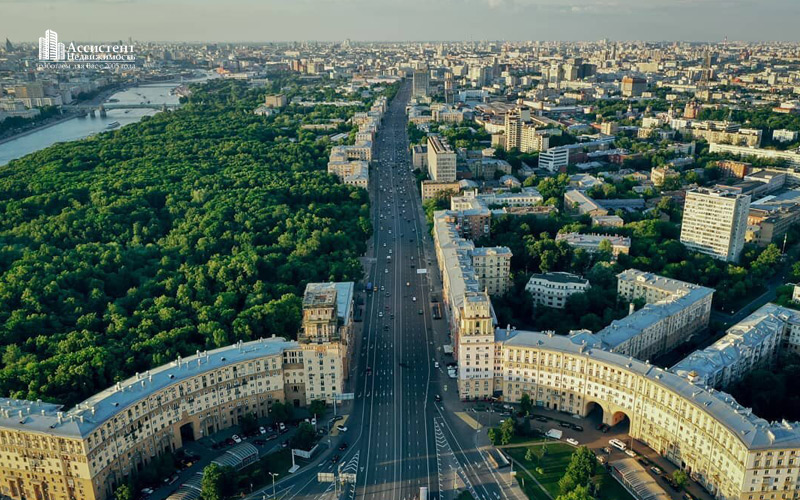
[{"xmin": 255, "ymin": 79, "xmax": 522, "ymax": 500}]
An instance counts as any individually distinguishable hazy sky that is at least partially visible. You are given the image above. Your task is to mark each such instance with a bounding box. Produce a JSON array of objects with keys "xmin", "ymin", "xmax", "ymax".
[{"xmin": 1, "ymin": 0, "xmax": 798, "ymax": 43}]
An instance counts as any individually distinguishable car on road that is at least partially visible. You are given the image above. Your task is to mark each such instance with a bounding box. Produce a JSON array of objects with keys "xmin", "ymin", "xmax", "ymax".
[
  {"xmin": 281, "ymin": 441, "xmax": 289, "ymax": 448},
  {"xmin": 384, "ymin": 268, "xmax": 388, "ymax": 274},
  {"xmin": 259, "ymin": 426, "xmax": 267, "ymax": 435},
  {"xmin": 232, "ymin": 434, "xmax": 242, "ymax": 444},
  {"xmin": 412, "ymin": 296, "xmax": 416, "ymax": 301},
  {"xmin": 378, "ymin": 311, "xmax": 383, "ymax": 317},
  {"xmin": 418, "ymin": 309, "xmax": 423, "ymax": 315},
  {"xmin": 406, "ymin": 282, "xmax": 410, "ymax": 286},
  {"xmin": 336, "ymin": 425, "xmax": 348, "ymax": 432},
  {"xmin": 625, "ymin": 449, "xmax": 637, "ymax": 458},
  {"xmin": 596, "ymin": 423, "xmax": 610, "ymax": 433},
  {"xmin": 339, "ymin": 442, "xmax": 349, "ymax": 451},
  {"xmin": 140, "ymin": 488, "xmax": 154, "ymax": 496},
  {"xmin": 602, "ymin": 447, "xmax": 612, "ymax": 454},
  {"xmin": 566, "ymin": 438, "xmax": 579, "ymax": 445},
  {"xmin": 254, "ymin": 439, "xmax": 266, "ymax": 446},
  {"xmin": 434, "ymin": 394, "xmax": 442, "ymax": 402},
  {"xmin": 266, "ymin": 434, "xmax": 279, "ymax": 441},
  {"xmin": 651, "ymin": 466, "xmax": 663, "ymax": 475},
  {"xmin": 279, "ymin": 422, "xmax": 287, "ymax": 432},
  {"xmin": 434, "ymin": 361, "xmax": 439, "ymax": 368},
  {"xmin": 331, "ymin": 454, "xmax": 341, "ymax": 464},
  {"xmin": 609, "ymin": 438, "xmax": 627, "ymax": 451}
]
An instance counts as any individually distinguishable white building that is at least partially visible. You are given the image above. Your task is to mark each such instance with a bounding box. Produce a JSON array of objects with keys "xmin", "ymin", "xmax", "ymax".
[
  {"xmin": 680, "ymin": 187, "xmax": 751, "ymax": 263},
  {"xmin": 525, "ymin": 272, "xmax": 590, "ymax": 309},
  {"xmin": 538, "ymin": 147, "xmax": 569, "ymax": 173},
  {"xmin": 427, "ymin": 135, "xmax": 457, "ymax": 182}
]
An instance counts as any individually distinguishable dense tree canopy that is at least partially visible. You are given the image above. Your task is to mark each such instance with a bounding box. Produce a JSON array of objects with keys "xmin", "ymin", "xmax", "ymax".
[{"xmin": 0, "ymin": 77, "xmax": 379, "ymax": 405}]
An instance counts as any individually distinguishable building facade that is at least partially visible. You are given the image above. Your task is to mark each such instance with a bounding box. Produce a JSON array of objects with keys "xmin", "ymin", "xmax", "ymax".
[
  {"xmin": 427, "ymin": 135, "xmax": 457, "ymax": 182},
  {"xmin": 680, "ymin": 188, "xmax": 751, "ymax": 263},
  {"xmin": 525, "ymin": 272, "xmax": 590, "ymax": 309}
]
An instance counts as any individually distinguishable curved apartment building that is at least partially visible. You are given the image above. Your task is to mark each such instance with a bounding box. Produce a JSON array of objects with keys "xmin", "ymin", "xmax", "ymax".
[
  {"xmin": 497, "ymin": 328, "xmax": 800, "ymax": 500},
  {"xmin": 0, "ymin": 282, "xmax": 355, "ymax": 500}
]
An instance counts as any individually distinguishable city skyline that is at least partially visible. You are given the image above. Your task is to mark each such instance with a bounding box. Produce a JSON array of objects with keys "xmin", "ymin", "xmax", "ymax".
[{"xmin": 0, "ymin": 0, "xmax": 799, "ymax": 42}]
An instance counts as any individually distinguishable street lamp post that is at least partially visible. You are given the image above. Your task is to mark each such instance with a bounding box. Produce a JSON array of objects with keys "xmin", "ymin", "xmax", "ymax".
[{"xmin": 268, "ymin": 472, "xmax": 279, "ymax": 499}]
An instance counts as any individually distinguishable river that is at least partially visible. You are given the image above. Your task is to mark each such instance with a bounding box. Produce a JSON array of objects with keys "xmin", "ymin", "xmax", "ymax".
[{"xmin": 0, "ymin": 79, "xmax": 203, "ymax": 166}]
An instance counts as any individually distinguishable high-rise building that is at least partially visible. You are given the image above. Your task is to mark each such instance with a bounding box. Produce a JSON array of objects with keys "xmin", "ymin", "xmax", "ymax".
[
  {"xmin": 538, "ymin": 147, "xmax": 569, "ymax": 172},
  {"xmin": 621, "ymin": 76, "xmax": 647, "ymax": 97},
  {"xmin": 427, "ymin": 135, "xmax": 457, "ymax": 182},
  {"xmin": 412, "ymin": 67, "xmax": 429, "ymax": 97},
  {"xmin": 680, "ymin": 187, "xmax": 751, "ymax": 262}
]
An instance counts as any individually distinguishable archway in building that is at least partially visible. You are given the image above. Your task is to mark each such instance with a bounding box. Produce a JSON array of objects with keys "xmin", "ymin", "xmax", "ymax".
[
  {"xmin": 585, "ymin": 401, "xmax": 605, "ymax": 426},
  {"xmin": 179, "ymin": 422, "xmax": 195, "ymax": 443},
  {"xmin": 611, "ymin": 411, "xmax": 630, "ymax": 432}
]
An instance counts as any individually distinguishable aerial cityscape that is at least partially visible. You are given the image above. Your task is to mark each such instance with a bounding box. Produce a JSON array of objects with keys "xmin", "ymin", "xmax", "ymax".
[{"xmin": 2, "ymin": 4, "xmax": 800, "ymax": 500}]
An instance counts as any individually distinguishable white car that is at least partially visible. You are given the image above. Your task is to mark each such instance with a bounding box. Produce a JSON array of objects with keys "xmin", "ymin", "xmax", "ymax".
[
  {"xmin": 232, "ymin": 434, "xmax": 242, "ymax": 444},
  {"xmin": 385, "ymin": 269, "xmax": 389, "ymax": 274},
  {"xmin": 434, "ymin": 361, "xmax": 439, "ymax": 368},
  {"xmin": 378, "ymin": 312, "xmax": 384, "ymax": 317},
  {"xmin": 259, "ymin": 426, "xmax": 267, "ymax": 435},
  {"xmin": 337, "ymin": 425, "xmax": 348, "ymax": 432},
  {"xmin": 279, "ymin": 422, "xmax": 286, "ymax": 432},
  {"xmin": 412, "ymin": 296, "xmax": 417, "ymax": 302},
  {"xmin": 566, "ymin": 438, "xmax": 579, "ymax": 446}
]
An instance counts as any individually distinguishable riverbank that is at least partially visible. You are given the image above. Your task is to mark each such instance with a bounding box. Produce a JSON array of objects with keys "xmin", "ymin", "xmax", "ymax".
[{"xmin": 0, "ymin": 113, "xmax": 79, "ymax": 148}]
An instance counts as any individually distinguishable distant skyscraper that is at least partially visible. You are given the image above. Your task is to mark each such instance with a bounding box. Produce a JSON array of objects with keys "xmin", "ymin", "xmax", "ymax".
[
  {"xmin": 4, "ymin": 38, "xmax": 12, "ymax": 52},
  {"xmin": 680, "ymin": 187, "xmax": 751, "ymax": 263},
  {"xmin": 412, "ymin": 67, "xmax": 429, "ymax": 97}
]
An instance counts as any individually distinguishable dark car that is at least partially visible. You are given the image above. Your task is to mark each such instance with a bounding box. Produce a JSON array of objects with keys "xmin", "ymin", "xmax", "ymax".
[
  {"xmin": 331, "ymin": 454, "xmax": 341, "ymax": 464},
  {"xmin": 434, "ymin": 394, "xmax": 442, "ymax": 402},
  {"xmin": 534, "ymin": 416, "xmax": 548, "ymax": 423},
  {"xmin": 572, "ymin": 424, "xmax": 583, "ymax": 432},
  {"xmin": 266, "ymin": 434, "xmax": 279, "ymax": 441},
  {"xmin": 339, "ymin": 442, "xmax": 349, "ymax": 451},
  {"xmin": 559, "ymin": 422, "xmax": 571, "ymax": 428},
  {"xmin": 253, "ymin": 439, "xmax": 266, "ymax": 446}
]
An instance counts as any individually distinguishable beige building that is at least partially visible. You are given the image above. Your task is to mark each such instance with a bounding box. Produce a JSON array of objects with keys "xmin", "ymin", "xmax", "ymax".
[
  {"xmin": 265, "ymin": 94, "xmax": 287, "ymax": 108},
  {"xmin": 427, "ymin": 135, "xmax": 457, "ymax": 182},
  {"xmin": 471, "ymin": 247, "xmax": 512, "ymax": 296},
  {"xmin": 680, "ymin": 188, "xmax": 751, "ymax": 263},
  {"xmin": 0, "ymin": 282, "xmax": 355, "ymax": 500},
  {"xmin": 328, "ymin": 159, "xmax": 369, "ymax": 188},
  {"xmin": 525, "ymin": 272, "xmax": 589, "ymax": 309},
  {"xmin": 421, "ymin": 180, "xmax": 460, "ymax": 202}
]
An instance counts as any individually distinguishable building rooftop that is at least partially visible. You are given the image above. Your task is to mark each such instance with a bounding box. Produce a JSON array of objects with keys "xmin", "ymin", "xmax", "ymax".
[{"xmin": 528, "ymin": 271, "xmax": 588, "ymax": 285}]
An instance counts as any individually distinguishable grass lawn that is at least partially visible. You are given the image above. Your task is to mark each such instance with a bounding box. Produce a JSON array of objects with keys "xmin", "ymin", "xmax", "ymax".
[{"xmin": 505, "ymin": 442, "xmax": 633, "ymax": 500}]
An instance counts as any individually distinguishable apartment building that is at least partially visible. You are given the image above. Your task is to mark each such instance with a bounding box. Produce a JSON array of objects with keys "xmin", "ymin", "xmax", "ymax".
[
  {"xmin": 412, "ymin": 144, "xmax": 428, "ymax": 171},
  {"xmin": 555, "ymin": 232, "xmax": 631, "ymax": 257},
  {"xmin": 672, "ymin": 303, "xmax": 800, "ymax": 389},
  {"xmin": 264, "ymin": 94, "xmax": 287, "ymax": 108},
  {"xmin": 297, "ymin": 282, "xmax": 354, "ymax": 403},
  {"xmin": 570, "ymin": 271, "xmax": 713, "ymax": 361},
  {"xmin": 651, "ymin": 166, "xmax": 680, "ymax": 187},
  {"xmin": 327, "ymin": 159, "xmax": 369, "ymax": 188},
  {"xmin": 495, "ymin": 327, "xmax": 800, "ymax": 500},
  {"xmin": 412, "ymin": 67, "xmax": 429, "ymax": 97},
  {"xmin": 709, "ymin": 143, "xmax": 800, "ymax": 169},
  {"xmin": 472, "ymin": 247, "xmax": 513, "ymax": 296},
  {"xmin": 680, "ymin": 187, "xmax": 751, "ymax": 263},
  {"xmin": 504, "ymin": 107, "xmax": 551, "ymax": 153},
  {"xmin": 0, "ymin": 282, "xmax": 355, "ymax": 500},
  {"xmin": 420, "ymin": 180, "xmax": 461, "ymax": 202},
  {"xmin": 621, "ymin": 76, "xmax": 647, "ymax": 97},
  {"xmin": 525, "ymin": 272, "xmax": 589, "ymax": 309},
  {"xmin": 427, "ymin": 135, "xmax": 457, "ymax": 182},
  {"xmin": 718, "ymin": 160, "xmax": 752, "ymax": 179}
]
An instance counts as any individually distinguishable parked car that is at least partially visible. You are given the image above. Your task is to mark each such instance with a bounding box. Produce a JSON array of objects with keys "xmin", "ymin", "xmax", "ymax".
[
  {"xmin": 232, "ymin": 434, "xmax": 242, "ymax": 444},
  {"xmin": 259, "ymin": 426, "xmax": 267, "ymax": 435},
  {"xmin": 337, "ymin": 425, "xmax": 348, "ymax": 432},
  {"xmin": 254, "ymin": 439, "xmax": 266, "ymax": 446},
  {"xmin": 534, "ymin": 416, "xmax": 548, "ymax": 422},
  {"xmin": 279, "ymin": 422, "xmax": 287, "ymax": 432},
  {"xmin": 339, "ymin": 442, "xmax": 349, "ymax": 451},
  {"xmin": 651, "ymin": 466, "xmax": 663, "ymax": 475},
  {"xmin": 566, "ymin": 438, "xmax": 579, "ymax": 445}
]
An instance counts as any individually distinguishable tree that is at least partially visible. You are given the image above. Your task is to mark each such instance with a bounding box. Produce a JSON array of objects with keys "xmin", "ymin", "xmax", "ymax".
[
  {"xmin": 559, "ymin": 446, "xmax": 597, "ymax": 494},
  {"xmin": 487, "ymin": 427, "xmax": 499, "ymax": 445},
  {"xmin": 238, "ymin": 413, "xmax": 259, "ymax": 435},
  {"xmin": 308, "ymin": 399, "xmax": 327, "ymax": 418},
  {"xmin": 525, "ymin": 448, "xmax": 536, "ymax": 463},
  {"xmin": 270, "ymin": 401, "xmax": 294, "ymax": 423},
  {"xmin": 555, "ymin": 484, "xmax": 593, "ymax": 500},
  {"xmin": 499, "ymin": 418, "xmax": 515, "ymax": 445},
  {"xmin": 201, "ymin": 464, "xmax": 225, "ymax": 500},
  {"xmin": 672, "ymin": 469, "xmax": 688, "ymax": 490},
  {"xmin": 520, "ymin": 393, "xmax": 532, "ymax": 416},
  {"xmin": 114, "ymin": 485, "xmax": 133, "ymax": 500},
  {"xmin": 291, "ymin": 422, "xmax": 317, "ymax": 450}
]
